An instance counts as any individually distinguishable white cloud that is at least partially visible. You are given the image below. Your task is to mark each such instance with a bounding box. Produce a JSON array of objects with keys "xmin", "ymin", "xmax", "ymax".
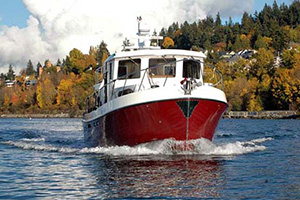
[{"xmin": 0, "ymin": 0, "xmax": 254, "ymax": 74}]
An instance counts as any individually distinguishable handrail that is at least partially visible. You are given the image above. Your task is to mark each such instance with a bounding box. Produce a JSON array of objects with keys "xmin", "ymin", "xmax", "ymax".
[{"xmin": 84, "ymin": 57, "xmax": 224, "ymax": 114}]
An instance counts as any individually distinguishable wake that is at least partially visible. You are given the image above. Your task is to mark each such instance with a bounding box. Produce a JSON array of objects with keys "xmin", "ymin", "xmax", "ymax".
[{"xmin": 2, "ymin": 137, "xmax": 273, "ymax": 156}]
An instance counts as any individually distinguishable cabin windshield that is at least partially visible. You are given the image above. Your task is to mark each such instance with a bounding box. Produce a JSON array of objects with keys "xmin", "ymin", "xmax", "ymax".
[
  {"xmin": 183, "ymin": 60, "xmax": 201, "ymax": 79},
  {"xmin": 149, "ymin": 58, "xmax": 176, "ymax": 78},
  {"xmin": 118, "ymin": 59, "xmax": 141, "ymax": 79}
]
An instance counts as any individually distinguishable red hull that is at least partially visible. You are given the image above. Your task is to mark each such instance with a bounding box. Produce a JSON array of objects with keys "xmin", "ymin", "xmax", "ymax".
[{"xmin": 84, "ymin": 99, "xmax": 227, "ymax": 146}]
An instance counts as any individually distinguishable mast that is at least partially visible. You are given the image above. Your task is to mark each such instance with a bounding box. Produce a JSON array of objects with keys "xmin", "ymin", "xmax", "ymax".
[{"xmin": 123, "ymin": 16, "xmax": 163, "ymax": 51}]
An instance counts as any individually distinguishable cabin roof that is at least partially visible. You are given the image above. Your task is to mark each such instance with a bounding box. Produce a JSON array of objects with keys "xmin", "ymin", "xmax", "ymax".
[{"xmin": 108, "ymin": 49, "xmax": 206, "ymax": 61}]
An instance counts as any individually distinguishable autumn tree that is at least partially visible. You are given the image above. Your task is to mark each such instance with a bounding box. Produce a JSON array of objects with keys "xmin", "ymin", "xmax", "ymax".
[
  {"xmin": 65, "ymin": 48, "xmax": 96, "ymax": 74},
  {"xmin": 254, "ymin": 35, "xmax": 273, "ymax": 50},
  {"xmin": 271, "ymin": 68, "xmax": 298, "ymax": 109},
  {"xmin": 162, "ymin": 36, "xmax": 175, "ymax": 49},
  {"xmin": 36, "ymin": 76, "xmax": 56, "ymax": 109},
  {"xmin": 56, "ymin": 75, "xmax": 75, "ymax": 109},
  {"xmin": 282, "ymin": 48, "xmax": 296, "ymax": 69},
  {"xmin": 73, "ymin": 72, "xmax": 95, "ymax": 110},
  {"xmin": 250, "ymin": 48, "xmax": 274, "ymax": 80}
]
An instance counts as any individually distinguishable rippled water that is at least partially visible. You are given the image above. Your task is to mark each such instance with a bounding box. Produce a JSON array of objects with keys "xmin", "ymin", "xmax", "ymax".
[{"xmin": 0, "ymin": 118, "xmax": 299, "ymax": 199}]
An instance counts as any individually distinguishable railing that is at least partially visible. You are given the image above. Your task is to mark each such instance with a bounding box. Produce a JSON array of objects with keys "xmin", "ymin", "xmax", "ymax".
[
  {"xmin": 224, "ymin": 110, "xmax": 298, "ymax": 119},
  {"xmin": 84, "ymin": 58, "xmax": 224, "ymax": 115}
]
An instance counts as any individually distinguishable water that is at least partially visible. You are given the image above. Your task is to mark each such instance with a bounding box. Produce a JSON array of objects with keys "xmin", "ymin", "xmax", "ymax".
[{"xmin": 0, "ymin": 118, "xmax": 299, "ymax": 199}]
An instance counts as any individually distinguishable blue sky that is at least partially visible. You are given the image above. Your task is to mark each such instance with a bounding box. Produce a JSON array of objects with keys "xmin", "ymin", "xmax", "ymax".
[
  {"xmin": 0, "ymin": 0, "xmax": 294, "ymax": 28},
  {"xmin": 0, "ymin": 0, "xmax": 30, "ymax": 27}
]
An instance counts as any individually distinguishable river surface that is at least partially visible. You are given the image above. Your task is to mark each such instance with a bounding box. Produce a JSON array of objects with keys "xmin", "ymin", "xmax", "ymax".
[{"xmin": 0, "ymin": 118, "xmax": 299, "ymax": 199}]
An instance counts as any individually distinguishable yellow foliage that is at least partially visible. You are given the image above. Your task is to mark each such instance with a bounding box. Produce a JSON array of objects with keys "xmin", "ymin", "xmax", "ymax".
[
  {"xmin": 36, "ymin": 84, "xmax": 43, "ymax": 108},
  {"xmin": 3, "ymin": 92, "xmax": 10, "ymax": 108},
  {"xmin": 247, "ymin": 94, "xmax": 263, "ymax": 111},
  {"xmin": 57, "ymin": 79, "xmax": 73, "ymax": 107},
  {"xmin": 101, "ymin": 52, "xmax": 108, "ymax": 66},
  {"xmin": 162, "ymin": 37, "xmax": 175, "ymax": 49}
]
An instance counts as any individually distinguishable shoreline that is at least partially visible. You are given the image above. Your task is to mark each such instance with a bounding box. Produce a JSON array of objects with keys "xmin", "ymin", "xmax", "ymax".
[
  {"xmin": 0, "ymin": 111, "xmax": 299, "ymax": 119},
  {"xmin": 0, "ymin": 113, "xmax": 82, "ymax": 118}
]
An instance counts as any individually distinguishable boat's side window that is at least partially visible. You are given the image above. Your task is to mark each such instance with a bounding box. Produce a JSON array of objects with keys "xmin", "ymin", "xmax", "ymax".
[
  {"xmin": 183, "ymin": 60, "xmax": 201, "ymax": 79},
  {"xmin": 109, "ymin": 62, "xmax": 114, "ymax": 80},
  {"xmin": 118, "ymin": 59, "xmax": 141, "ymax": 79},
  {"xmin": 149, "ymin": 58, "xmax": 176, "ymax": 78}
]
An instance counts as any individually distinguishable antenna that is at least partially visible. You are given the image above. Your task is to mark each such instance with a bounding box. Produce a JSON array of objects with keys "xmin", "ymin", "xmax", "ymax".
[
  {"xmin": 123, "ymin": 17, "xmax": 163, "ymax": 51},
  {"xmin": 137, "ymin": 16, "xmax": 142, "ymax": 36}
]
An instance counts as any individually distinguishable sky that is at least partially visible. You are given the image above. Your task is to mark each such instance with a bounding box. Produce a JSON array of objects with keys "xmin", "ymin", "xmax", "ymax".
[{"xmin": 0, "ymin": 0, "xmax": 294, "ymax": 74}]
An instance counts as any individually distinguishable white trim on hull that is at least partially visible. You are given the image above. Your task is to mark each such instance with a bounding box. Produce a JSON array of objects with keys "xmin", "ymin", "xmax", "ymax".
[{"xmin": 83, "ymin": 85, "xmax": 227, "ymax": 123}]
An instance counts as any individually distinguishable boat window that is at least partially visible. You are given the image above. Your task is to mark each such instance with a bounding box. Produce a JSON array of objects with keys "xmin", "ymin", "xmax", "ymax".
[
  {"xmin": 109, "ymin": 62, "xmax": 114, "ymax": 80},
  {"xmin": 149, "ymin": 58, "xmax": 176, "ymax": 78},
  {"xmin": 118, "ymin": 59, "xmax": 141, "ymax": 79},
  {"xmin": 183, "ymin": 60, "xmax": 201, "ymax": 79}
]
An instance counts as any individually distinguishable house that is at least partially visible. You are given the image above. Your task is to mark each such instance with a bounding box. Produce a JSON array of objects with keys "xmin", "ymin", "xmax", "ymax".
[
  {"xmin": 25, "ymin": 79, "xmax": 37, "ymax": 86},
  {"xmin": 5, "ymin": 80, "xmax": 15, "ymax": 87}
]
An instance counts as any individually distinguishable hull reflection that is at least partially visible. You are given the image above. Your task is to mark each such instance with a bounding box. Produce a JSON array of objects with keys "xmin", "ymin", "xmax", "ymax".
[{"xmin": 89, "ymin": 156, "xmax": 225, "ymax": 199}]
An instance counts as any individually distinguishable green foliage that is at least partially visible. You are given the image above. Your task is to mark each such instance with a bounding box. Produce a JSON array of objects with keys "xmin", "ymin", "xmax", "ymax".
[
  {"xmin": 159, "ymin": 1, "xmax": 299, "ymax": 52},
  {"xmin": 254, "ymin": 35, "xmax": 272, "ymax": 50},
  {"xmin": 65, "ymin": 48, "xmax": 97, "ymax": 74},
  {"xmin": 6, "ymin": 65, "xmax": 15, "ymax": 80},
  {"xmin": 251, "ymin": 48, "xmax": 274, "ymax": 79},
  {"xmin": 97, "ymin": 41, "xmax": 110, "ymax": 66},
  {"xmin": 26, "ymin": 60, "xmax": 36, "ymax": 76},
  {"xmin": 282, "ymin": 48, "xmax": 296, "ymax": 69}
]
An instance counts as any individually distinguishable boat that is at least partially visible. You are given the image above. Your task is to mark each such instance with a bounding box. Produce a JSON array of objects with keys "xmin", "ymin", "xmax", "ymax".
[{"xmin": 83, "ymin": 18, "xmax": 228, "ymax": 147}]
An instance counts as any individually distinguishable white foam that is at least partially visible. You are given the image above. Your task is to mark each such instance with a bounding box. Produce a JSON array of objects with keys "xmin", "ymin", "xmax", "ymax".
[
  {"xmin": 2, "ymin": 137, "xmax": 274, "ymax": 156},
  {"xmin": 2, "ymin": 141, "xmax": 78, "ymax": 153},
  {"xmin": 21, "ymin": 138, "xmax": 45, "ymax": 142}
]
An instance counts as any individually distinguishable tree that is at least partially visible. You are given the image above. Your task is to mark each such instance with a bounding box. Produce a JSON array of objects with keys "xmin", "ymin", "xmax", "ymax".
[
  {"xmin": 162, "ymin": 36, "xmax": 175, "ymax": 49},
  {"xmin": 232, "ymin": 35, "xmax": 242, "ymax": 51},
  {"xmin": 246, "ymin": 78, "xmax": 263, "ymax": 111},
  {"xmin": 65, "ymin": 49, "xmax": 96, "ymax": 74},
  {"xmin": 36, "ymin": 76, "xmax": 56, "ymax": 109},
  {"xmin": 57, "ymin": 78, "xmax": 75, "ymax": 109},
  {"xmin": 215, "ymin": 12, "xmax": 222, "ymax": 28},
  {"xmin": 254, "ymin": 35, "xmax": 272, "ymax": 50},
  {"xmin": 6, "ymin": 65, "xmax": 15, "ymax": 80},
  {"xmin": 270, "ymin": 66, "xmax": 300, "ymax": 110},
  {"xmin": 56, "ymin": 59, "xmax": 62, "ymax": 66},
  {"xmin": 241, "ymin": 12, "xmax": 253, "ymax": 35},
  {"xmin": 26, "ymin": 59, "xmax": 36, "ymax": 76},
  {"xmin": 251, "ymin": 48, "xmax": 274, "ymax": 79},
  {"xmin": 89, "ymin": 46, "xmax": 97, "ymax": 59},
  {"xmin": 282, "ymin": 49, "xmax": 296, "ymax": 69},
  {"xmin": 240, "ymin": 34, "xmax": 251, "ymax": 49},
  {"xmin": 96, "ymin": 41, "xmax": 110, "ymax": 66}
]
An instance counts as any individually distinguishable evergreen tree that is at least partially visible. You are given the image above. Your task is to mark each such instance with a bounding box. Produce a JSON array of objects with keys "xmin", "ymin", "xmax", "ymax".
[
  {"xmin": 290, "ymin": 0, "xmax": 300, "ymax": 27},
  {"xmin": 215, "ymin": 12, "xmax": 222, "ymax": 28},
  {"xmin": 56, "ymin": 59, "xmax": 62, "ymax": 66},
  {"xmin": 96, "ymin": 41, "xmax": 110, "ymax": 66},
  {"xmin": 241, "ymin": 12, "xmax": 253, "ymax": 34},
  {"xmin": 6, "ymin": 65, "xmax": 15, "ymax": 80},
  {"xmin": 26, "ymin": 59, "xmax": 35, "ymax": 76},
  {"xmin": 228, "ymin": 17, "xmax": 233, "ymax": 28},
  {"xmin": 272, "ymin": 0, "xmax": 280, "ymax": 22}
]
